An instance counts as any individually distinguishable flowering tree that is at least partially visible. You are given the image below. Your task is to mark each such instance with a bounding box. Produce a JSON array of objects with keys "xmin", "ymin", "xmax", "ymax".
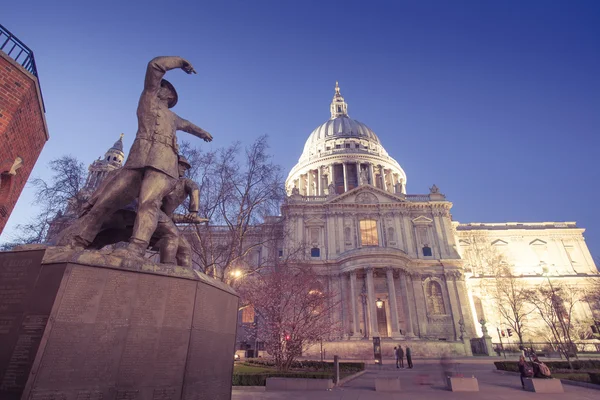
[{"xmin": 239, "ymin": 264, "xmax": 341, "ymax": 371}]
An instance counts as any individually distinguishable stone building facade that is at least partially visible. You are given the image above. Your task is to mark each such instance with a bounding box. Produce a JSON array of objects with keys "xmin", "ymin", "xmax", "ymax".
[{"xmin": 277, "ymin": 84, "xmax": 598, "ymax": 358}]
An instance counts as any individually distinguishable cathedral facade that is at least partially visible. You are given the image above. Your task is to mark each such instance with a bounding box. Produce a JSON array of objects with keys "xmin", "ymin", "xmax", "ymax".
[{"xmin": 279, "ymin": 84, "xmax": 598, "ymax": 358}]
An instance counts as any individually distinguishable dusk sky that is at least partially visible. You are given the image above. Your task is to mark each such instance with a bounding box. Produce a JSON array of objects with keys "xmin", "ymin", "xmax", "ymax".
[{"xmin": 2, "ymin": 1, "xmax": 599, "ymax": 259}]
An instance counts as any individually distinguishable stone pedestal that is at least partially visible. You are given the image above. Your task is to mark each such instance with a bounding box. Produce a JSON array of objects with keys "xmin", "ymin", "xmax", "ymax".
[
  {"xmin": 0, "ymin": 248, "xmax": 239, "ymax": 400},
  {"xmin": 447, "ymin": 377, "xmax": 479, "ymax": 392},
  {"xmin": 375, "ymin": 377, "xmax": 401, "ymax": 392},
  {"xmin": 523, "ymin": 378, "xmax": 564, "ymax": 393},
  {"xmin": 482, "ymin": 335, "xmax": 494, "ymax": 356}
]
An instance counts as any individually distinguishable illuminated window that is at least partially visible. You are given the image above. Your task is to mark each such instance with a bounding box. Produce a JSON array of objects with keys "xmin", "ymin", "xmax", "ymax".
[
  {"xmin": 242, "ymin": 305, "xmax": 255, "ymax": 323},
  {"xmin": 360, "ymin": 220, "xmax": 378, "ymax": 246},
  {"xmin": 427, "ymin": 281, "xmax": 446, "ymax": 315}
]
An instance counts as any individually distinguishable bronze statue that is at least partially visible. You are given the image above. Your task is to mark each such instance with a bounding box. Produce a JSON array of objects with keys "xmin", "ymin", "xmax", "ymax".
[
  {"xmin": 153, "ymin": 155, "xmax": 205, "ymax": 267},
  {"xmin": 56, "ymin": 56, "xmax": 212, "ymax": 259},
  {"xmin": 83, "ymin": 156, "xmax": 206, "ymax": 267}
]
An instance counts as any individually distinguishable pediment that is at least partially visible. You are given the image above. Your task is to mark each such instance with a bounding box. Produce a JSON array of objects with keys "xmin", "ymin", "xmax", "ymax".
[
  {"xmin": 491, "ymin": 239, "xmax": 508, "ymax": 246},
  {"xmin": 529, "ymin": 239, "xmax": 547, "ymax": 246},
  {"xmin": 305, "ymin": 217, "xmax": 326, "ymax": 225},
  {"xmin": 326, "ymin": 185, "xmax": 406, "ymax": 205},
  {"xmin": 412, "ymin": 215, "xmax": 433, "ymax": 224}
]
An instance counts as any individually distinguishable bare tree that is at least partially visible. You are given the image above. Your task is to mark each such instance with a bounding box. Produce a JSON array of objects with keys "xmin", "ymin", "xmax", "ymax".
[
  {"xmin": 486, "ymin": 264, "xmax": 536, "ymax": 345},
  {"xmin": 3, "ymin": 156, "xmax": 87, "ymax": 246},
  {"xmin": 239, "ymin": 262, "xmax": 341, "ymax": 371},
  {"xmin": 529, "ymin": 279, "xmax": 582, "ymax": 368},
  {"xmin": 179, "ymin": 135, "xmax": 286, "ymax": 281},
  {"xmin": 462, "ymin": 233, "xmax": 534, "ymax": 344}
]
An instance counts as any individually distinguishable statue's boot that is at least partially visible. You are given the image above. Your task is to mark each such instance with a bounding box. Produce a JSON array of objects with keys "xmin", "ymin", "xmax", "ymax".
[{"xmin": 111, "ymin": 240, "xmax": 146, "ymax": 260}]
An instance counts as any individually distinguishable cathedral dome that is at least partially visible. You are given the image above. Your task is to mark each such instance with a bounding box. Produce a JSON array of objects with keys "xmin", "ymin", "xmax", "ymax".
[{"xmin": 286, "ymin": 83, "xmax": 406, "ymax": 197}]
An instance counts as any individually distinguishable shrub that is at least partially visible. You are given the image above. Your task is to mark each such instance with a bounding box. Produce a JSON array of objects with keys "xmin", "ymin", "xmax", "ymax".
[
  {"xmin": 589, "ymin": 373, "xmax": 600, "ymax": 385},
  {"xmin": 232, "ymin": 371, "xmax": 334, "ymax": 386},
  {"xmin": 494, "ymin": 360, "xmax": 600, "ymax": 372}
]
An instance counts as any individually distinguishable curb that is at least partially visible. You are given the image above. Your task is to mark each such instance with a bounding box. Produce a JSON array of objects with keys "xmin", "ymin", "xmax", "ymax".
[
  {"xmin": 232, "ymin": 386, "xmax": 266, "ymax": 392},
  {"xmin": 337, "ymin": 370, "xmax": 368, "ymax": 387}
]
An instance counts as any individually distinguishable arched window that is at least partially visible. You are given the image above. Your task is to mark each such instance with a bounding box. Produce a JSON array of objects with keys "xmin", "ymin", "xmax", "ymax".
[
  {"xmin": 427, "ymin": 281, "xmax": 446, "ymax": 315},
  {"xmin": 422, "ymin": 246, "xmax": 432, "ymax": 257}
]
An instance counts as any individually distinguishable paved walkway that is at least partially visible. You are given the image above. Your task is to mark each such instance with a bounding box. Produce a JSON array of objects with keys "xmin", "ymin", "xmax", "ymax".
[{"xmin": 232, "ymin": 358, "xmax": 599, "ymax": 400}]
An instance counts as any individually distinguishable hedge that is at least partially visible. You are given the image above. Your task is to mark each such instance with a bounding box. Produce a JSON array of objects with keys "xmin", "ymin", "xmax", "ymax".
[
  {"xmin": 494, "ymin": 360, "xmax": 600, "ymax": 372},
  {"xmin": 590, "ymin": 373, "xmax": 600, "ymax": 385},
  {"xmin": 244, "ymin": 359, "xmax": 365, "ymax": 373},
  {"xmin": 234, "ymin": 360, "xmax": 366, "ymax": 386},
  {"xmin": 232, "ymin": 371, "xmax": 333, "ymax": 386}
]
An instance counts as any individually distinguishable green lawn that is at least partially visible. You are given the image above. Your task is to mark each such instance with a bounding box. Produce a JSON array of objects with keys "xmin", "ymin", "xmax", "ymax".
[{"xmin": 233, "ymin": 363, "xmax": 276, "ymax": 374}]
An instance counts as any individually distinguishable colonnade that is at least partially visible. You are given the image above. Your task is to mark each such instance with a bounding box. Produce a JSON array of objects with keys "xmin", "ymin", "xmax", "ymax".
[
  {"xmin": 294, "ymin": 162, "xmax": 404, "ymax": 196},
  {"xmin": 345, "ymin": 267, "xmax": 415, "ymax": 340}
]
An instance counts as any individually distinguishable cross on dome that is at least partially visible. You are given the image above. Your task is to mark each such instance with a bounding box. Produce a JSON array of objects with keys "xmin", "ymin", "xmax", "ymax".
[{"xmin": 330, "ymin": 81, "xmax": 349, "ymax": 119}]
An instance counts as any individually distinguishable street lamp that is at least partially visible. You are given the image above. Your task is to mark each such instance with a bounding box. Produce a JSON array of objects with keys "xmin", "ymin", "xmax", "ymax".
[
  {"xmin": 231, "ymin": 269, "xmax": 243, "ymax": 278},
  {"xmin": 376, "ymin": 298, "xmax": 383, "ymax": 309}
]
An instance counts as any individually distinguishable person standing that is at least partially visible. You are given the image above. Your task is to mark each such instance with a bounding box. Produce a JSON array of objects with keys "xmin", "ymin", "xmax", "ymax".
[
  {"xmin": 518, "ymin": 355, "xmax": 533, "ymax": 389},
  {"xmin": 394, "ymin": 347, "xmax": 399, "ymax": 368},
  {"xmin": 397, "ymin": 345, "xmax": 405, "ymax": 369},
  {"xmin": 406, "ymin": 346, "xmax": 413, "ymax": 368}
]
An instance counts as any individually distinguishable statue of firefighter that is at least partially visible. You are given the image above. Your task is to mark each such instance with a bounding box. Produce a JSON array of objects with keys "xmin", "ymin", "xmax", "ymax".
[{"xmin": 56, "ymin": 56, "xmax": 212, "ymax": 260}]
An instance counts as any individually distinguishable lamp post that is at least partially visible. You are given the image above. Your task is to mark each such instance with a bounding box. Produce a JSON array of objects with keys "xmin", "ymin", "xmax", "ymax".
[{"xmin": 376, "ymin": 298, "xmax": 383, "ymax": 309}]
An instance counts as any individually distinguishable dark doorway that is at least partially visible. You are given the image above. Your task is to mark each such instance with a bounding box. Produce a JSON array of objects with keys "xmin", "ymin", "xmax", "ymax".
[{"xmin": 376, "ymin": 303, "xmax": 388, "ymax": 337}]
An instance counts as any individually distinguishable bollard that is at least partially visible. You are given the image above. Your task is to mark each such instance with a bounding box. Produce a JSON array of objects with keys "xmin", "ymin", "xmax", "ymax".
[{"xmin": 334, "ymin": 355, "xmax": 340, "ymax": 384}]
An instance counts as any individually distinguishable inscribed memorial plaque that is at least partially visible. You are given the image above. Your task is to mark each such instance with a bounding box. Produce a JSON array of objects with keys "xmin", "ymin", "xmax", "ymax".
[{"xmin": 0, "ymin": 250, "xmax": 64, "ymax": 400}]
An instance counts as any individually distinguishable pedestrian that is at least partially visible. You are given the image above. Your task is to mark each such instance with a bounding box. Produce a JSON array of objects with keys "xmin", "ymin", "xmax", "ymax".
[
  {"xmin": 394, "ymin": 347, "xmax": 399, "ymax": 368},
  {"xmin": 518, "ymin": 355, "xmax": 533, "ymax": 389},
  {"xmin": 406, "ymin": 346, "xmax": 413, "ymax": 368},
  {"xmin": 398, "ymin": 345, "xmax": 405, "ymax": 369},
  {"xmin": 531, "ymin": 356, "xmax": 552, "ymax": 379}
]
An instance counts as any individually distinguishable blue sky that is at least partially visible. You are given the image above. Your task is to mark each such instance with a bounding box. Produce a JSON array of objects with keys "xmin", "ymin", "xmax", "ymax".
[{"xmin": 2, "ymin": 1, "xmax": 599, "ymax": 259}]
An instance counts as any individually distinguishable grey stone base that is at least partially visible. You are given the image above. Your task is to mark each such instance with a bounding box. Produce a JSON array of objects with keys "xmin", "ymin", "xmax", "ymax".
[
  {"xmin": 447, "ymin": 377, "xmax": 479, "ymax": 392},
  {"xmin": 524, "ymin": 378, "xmax": 564, "ymax": 393},
  {"xmin": 375, "ymin": 377, "xmax": 401, "ymax": 392},
  {"xmin": 303, "ymin": 338, "xmax": 470, "ymax": 359},
  {"xmin": 0, "ymin": 248, "xmax": 239, "ymax": 400}
]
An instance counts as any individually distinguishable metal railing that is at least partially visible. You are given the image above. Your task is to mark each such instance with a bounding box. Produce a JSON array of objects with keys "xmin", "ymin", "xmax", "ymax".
[
  {"xmin": 0, "ymin": 23, "xmax": 38, "ymax": 76},
  {"xmin": 0, "ymin": 23, "xmax": 44, "ymax": 111}
]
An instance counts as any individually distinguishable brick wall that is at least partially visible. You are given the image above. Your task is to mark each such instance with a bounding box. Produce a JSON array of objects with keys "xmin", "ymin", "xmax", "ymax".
[{"xmin": 0, "ymin": 52, "xmax": 49, "ymax": 234}]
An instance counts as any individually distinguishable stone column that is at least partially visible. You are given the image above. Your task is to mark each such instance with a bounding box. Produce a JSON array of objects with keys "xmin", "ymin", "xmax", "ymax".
[
  {"xmin": 317, "ymin": 167, "xmax": 321, "ymax": 196},
  {"xmin": 411, "ymin": 274, "xmax": 427, "ymax": 337},
  {"xmin": 444, "ymin": 273, "xmax": 462, "ymax": 341},
  {"xmin": 365, "ymin": 268, "xmax": 379, "ymax": 337},
  {"xmin": 356, "ymin": 161, "xmax": 361, "ymax": 185},
  {"xmin": 385, "ymin": 268, "xmax": 401, "ymax": 338},
  {"xmin": 328, "ymin": 164, "xmax": 333, "ymax": 186},
  {"xmin": 342, "ymin": 163, "xmax": 348, "ymax": 193},
  {"xmin": 349, "ymin": 271, "xmax": 360, "ymax": 337},
  {"xmin": 399, "ymin": 272, "xmax": 415, "ymax": 337},
  {"xmin": 368, "ymin": 163, "xmax": 374, "ymax": 186},
  {"xmin": 380, "ymin": 165, "xmax": 387, "ymax": 191}
]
